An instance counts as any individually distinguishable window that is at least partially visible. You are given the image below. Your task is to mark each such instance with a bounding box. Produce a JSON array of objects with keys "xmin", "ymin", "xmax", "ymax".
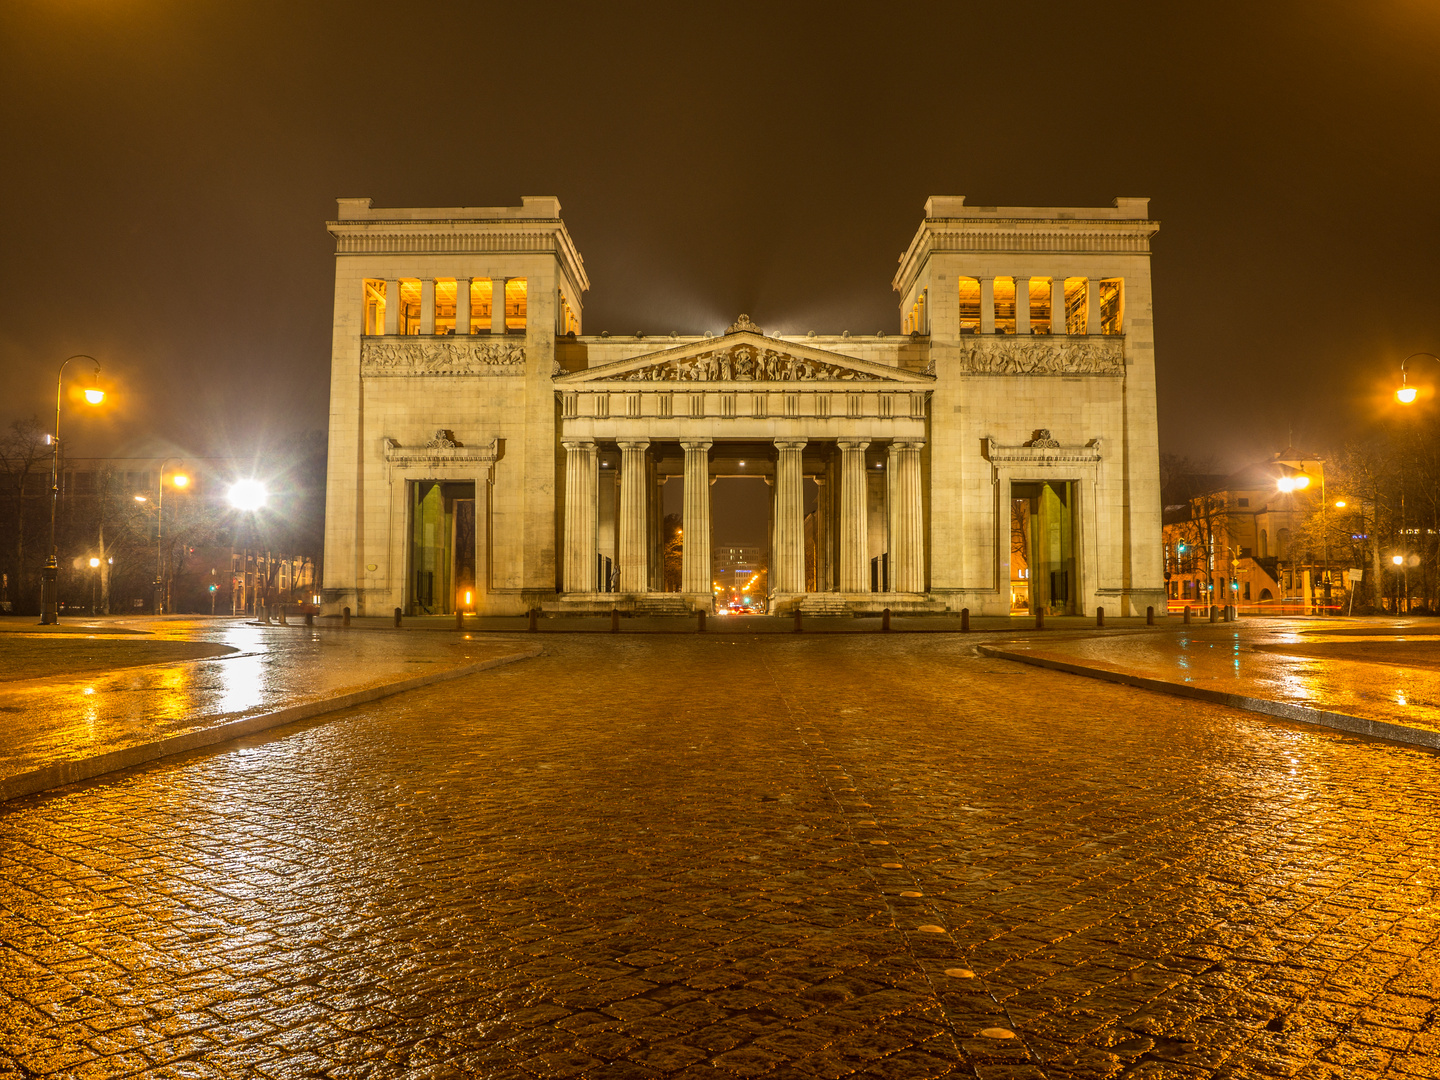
[
  {"xmin": 1244, "ymin": 582, "xmax": 1252, "ymax": 600},
  {"xmin": 471, "ymin": 279, "xmax": 492, "ymax": 331},
  {"xmin": 399, "ymin": 279, "xmax": 422, "ymax": 334},
  {"xmin": 1099, "ymin": 278, "xmax": 1124, "ymax": 334},
  {"xmin": 1064, "ymin": 278, "xmax": 1088, "ymax": 334},
  {"xmin": 362, "ymin": 279, "xmax": 386, "ymax": 335},
  {"xmin": 505, "ymin": 278, "xmax": 527, "ymax": 330},
  {"xmin": 434, "ymin": 279, "xmax": 457, "ymax": 335},
  {"xmin": 1237, "ymin": 497, "xmax": 1249, "ymax": 507},
  {"xmin": 993, "ymin": 278, "xmax": 1016, "ymax": 334},
  {"xmin": 957, "ymin": 277, "xmax": 980, "ymax": 333},
  {"xmin": 1028, "ymin": 277, "xmax": 1052, "ymax": 334},
  {"xmin": 559, "ymin": 290, "xmax": 580, "ymax": 335}
]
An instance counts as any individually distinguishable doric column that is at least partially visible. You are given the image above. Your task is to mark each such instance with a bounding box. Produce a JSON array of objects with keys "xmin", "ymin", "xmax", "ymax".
[
  {"xmin": 490, "ymin": 277, "xmax": 509, "ymax": 335},
  {"xmin": 1015, "ymin": 276, "xmax": 1031, "ymax": 335},
  {"xmin": 979, "ymin": 277, "xmax": 995, "ymax": 334},
  {"xmin": 383, "ymin": 279, "xmax": 399, "ymax": 334},
  {"xmin": 1085, "ymin": 277, "xmax": 1100, "ymax": 335},
  {"xmin": 773, "ymin": 439, "xmax": 808, "ymax": 594},
  {"xmin": 455, "ymin": 277, "xmax": 471, "ymax": 335},
  {"xmin": 838, "ymin": 440, "xmax": 871, "ymax": 592},
  {"xmin": 562, "ymin": 439, "xmax": 597, "ymax": 593},
  {"xmin": 887, "ymin": 441, "xmax": 925, "ymax": 593},
  {"xmin": 681, "ymin": 441, "xmax": 712, "ymax": 595},
  {"xmin": 420, "ymin": 279, "xmax": 436, "ymax": 335},
  {"xmin": 1052, "ymin": 276, "xmax": 1067, "ymax": 335},
  {"xmin": 618, "ymin": 439, "xmax": 650, "ymax": 593}
]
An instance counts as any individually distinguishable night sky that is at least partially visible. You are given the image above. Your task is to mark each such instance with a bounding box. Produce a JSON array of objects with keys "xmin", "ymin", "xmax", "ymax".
[{"xmin": 3, "ymin": 1, "xmax": 1437, "ymax": 468}]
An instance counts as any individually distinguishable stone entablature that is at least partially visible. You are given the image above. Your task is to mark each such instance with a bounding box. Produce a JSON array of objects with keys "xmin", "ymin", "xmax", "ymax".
[
  {"xmin": 954, "ymin": 337, "xmax": 1123, "ymax": 376},
  {"xmin": 361, "ymin": 338, "xmax": 526, "ymax": 377},
  {"xmin": 382, "ymin": 434, "xmax": 501, "ymax": 468},
  {"xmin": 984, "ymin": 434, "xmax": 1103, "ymax": 464}
]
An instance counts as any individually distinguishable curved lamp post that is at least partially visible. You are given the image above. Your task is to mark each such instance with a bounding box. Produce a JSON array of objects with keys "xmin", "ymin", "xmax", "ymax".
[
  {"xmin": 41, "ymin": 356, "xmax": 104, "ymax": 624},
  {"xmin": 1395, "ymin": 352, "xmax": 1440, "ymax": 404}
]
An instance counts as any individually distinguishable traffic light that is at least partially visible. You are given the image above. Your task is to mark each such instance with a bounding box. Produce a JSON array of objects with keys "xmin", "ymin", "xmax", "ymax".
[{"xmin": 208, "ymin": 584, "xmax": 217, "ymax": 593}]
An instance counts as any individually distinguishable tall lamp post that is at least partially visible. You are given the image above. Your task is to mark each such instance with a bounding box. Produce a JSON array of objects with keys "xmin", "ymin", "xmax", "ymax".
[
  {"xmin": 40, "ymin": 356, "xmax": 105, "ymax": 625},
  {"xmin": 153, "ymin": 459, "xmax": 190, "ymax": 615},
  {"xmin": 1394, "ymin": 352, "xmax": 1440, "ymax": 405}
]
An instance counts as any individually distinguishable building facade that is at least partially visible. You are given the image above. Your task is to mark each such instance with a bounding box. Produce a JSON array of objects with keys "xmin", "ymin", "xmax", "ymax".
[{"xmin": 322, "ymin": 196, "xmax": 1165, "ymax": 617}]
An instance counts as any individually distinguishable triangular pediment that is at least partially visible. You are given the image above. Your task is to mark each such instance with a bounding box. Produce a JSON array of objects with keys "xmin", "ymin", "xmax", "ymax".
[{"xmin": 554, "ymin": 332, "xmax": 934, "ymax": 386}]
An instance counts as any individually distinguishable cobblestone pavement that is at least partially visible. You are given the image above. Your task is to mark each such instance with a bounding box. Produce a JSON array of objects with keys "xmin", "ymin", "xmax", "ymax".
[
  {"xmin": 990, "ymin": 619, "xmax": 1440, "ymax": 736},
  {"xmin": 0, "ymin": 619, "xmax": 522, "ymax": 781},
  {"xmin": 1, "ymin": 634, "xmax": 1437, "ymax": 1079}
]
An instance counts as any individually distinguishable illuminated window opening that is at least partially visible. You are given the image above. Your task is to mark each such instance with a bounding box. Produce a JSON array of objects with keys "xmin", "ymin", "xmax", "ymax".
[
  {"xmin": 1029, "ymin": 277, "xmax": 1052, "ymax": 334},
  {"xmin": 559, "ymin": 290, "xmax": 580, "ymax": 335},
  {"xmin": 362, "ymin": 279, "xmax": 386, "ymax": 335},
  {"xmin": 470, "ymin": 279, "xmax": 493, "ymax": 332},
  {"xmin": 399, "ymin": 279, "xmax": 422, "ymax": 335},
  {"xmin": 505, "ymin": 278, "xmax": 528, "ymax": 331},
  {"xmin": 993, "ymin": 278, "xmax": 1016, "ymax": 334},
  {"xmin": 957, "ymin": 277, "xmax": 980, "ymax": 333},
  {"xmin": 434, "ymin": 279, "xmax": 457, "ymax": 335},
  {"xmin": 1100, "ymin": 278, "xmax": 1124, "ymax": 334},
  {"xmin": 1064, "ymin": 278, "xmax": 1088, "ymax": 335}
]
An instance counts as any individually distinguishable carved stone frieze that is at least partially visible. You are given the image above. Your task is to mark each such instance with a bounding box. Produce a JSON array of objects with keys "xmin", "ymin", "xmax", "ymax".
[
  {"xmin": 619, "ymin": 343, "xmax": 883, "ymax": 383},
  {"xmin": 361, "ymin": 338, "xmax": 526, "ymax": 376},
  {"xmin": 384, "ymin": 434, "xmax": 500, "ymax": 468},
  {"xmin": 1025, "ymin": 429, "xmax": 1061, "ymax": 448},
  {"xmin": 726, "ymin": 313, "xmax": 762, "ymax": 335},
  {"xmin": 955, "ymin": 337, "xmax": 1123, "ymax": 376}
]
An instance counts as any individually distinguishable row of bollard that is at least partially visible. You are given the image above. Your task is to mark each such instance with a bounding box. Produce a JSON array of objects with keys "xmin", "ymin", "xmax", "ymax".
[{"xmin": 1179, "ymin": 604, "xmax": 1240, "ymax": 625}]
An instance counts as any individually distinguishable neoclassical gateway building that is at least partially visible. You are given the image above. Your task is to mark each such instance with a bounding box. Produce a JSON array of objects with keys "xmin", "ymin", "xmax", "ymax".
[{"xmin": 322, "ymin": 196, "xmax": 1164, "ymax": 618}]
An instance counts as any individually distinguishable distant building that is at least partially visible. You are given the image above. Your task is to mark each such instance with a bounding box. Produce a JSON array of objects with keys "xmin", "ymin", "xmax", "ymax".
[{"xmin": 1161, "ymin": 450, "xmax": 1348, "ymax": 611}]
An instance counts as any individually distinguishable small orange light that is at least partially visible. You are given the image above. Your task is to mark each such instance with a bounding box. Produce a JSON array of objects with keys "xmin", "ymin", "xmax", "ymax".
[
  {"xmin": 172, "ymin": 474, "xmax": 189, "ymax": 488},
  {"xmin": 89, "ymin": 557, "xmax": 100, "ymax": 568}
]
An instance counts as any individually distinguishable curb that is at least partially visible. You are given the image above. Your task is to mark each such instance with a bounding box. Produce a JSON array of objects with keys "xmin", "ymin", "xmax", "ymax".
[
  {"xmin": 0, "ymin": 645, "xmax": 543, "ymax": 803},
  {"xmin": 976, "ymin": 644, "xmax": 1440, "ymax": 752}
]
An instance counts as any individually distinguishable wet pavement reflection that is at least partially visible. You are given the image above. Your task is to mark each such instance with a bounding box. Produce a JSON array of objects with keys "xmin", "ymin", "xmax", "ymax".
[
  {"xmin": 1, "ymin": 634, "xmax": 1436, "ymax": 1078},
  {"xmin": 0, "ymin": 618, "xmax": 520, "ymax": 782},
  {"xmin": 997, "ymin": 617, "xmax": 1440, "ymax": 736}
]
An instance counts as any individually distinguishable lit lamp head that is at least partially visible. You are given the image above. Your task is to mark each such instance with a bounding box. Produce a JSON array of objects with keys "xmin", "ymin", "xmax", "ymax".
[
  {"xmin": 133, "ymin": 495, "xmax": 147, "ymax": 503},
  {"xmin": 1397, "ymin": 382, "xmax": 1418, "ymax": 405},
  {"xmin": 84, "ymin": 387, "xmax": 105, "ymax": 405},
  {"xmin": 88, "ymin": 557, "xmax": 100, "ymax": 568},
  {"xmin": 1276, "ymin": 477, "xmax": 1295, "ymax": 493},
  {"xmin": 1292, "ymin": 475, "xmax": 1310, "ymax": 490},
  {"xmin": 227, "ymin": 479, "xmax": 268, "ymax": 511},
  {"xmin": 1335, "ymin": 500, "xmax": 1347, "ymax": 508},
  {"xmin": 171, "ymin": 474, "xmax": 189, "ymax": 488},
  {"xmin": 1393, "ymin": 555, "xmax": 1405, "ymax": 566}
]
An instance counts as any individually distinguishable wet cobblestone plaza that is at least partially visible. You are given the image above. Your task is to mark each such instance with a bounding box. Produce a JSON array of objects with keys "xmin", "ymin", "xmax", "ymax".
[{"xmin": 2, "ymin": 633, "xmax": 1438, "ymax": 1078}]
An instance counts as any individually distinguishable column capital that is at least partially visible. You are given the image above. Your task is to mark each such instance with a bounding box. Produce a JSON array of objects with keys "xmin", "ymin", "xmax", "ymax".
[
  {"xmin": 617, "ymin": 438, "xmax": 651, "ymax": 452},
  {"xmin": 774, "ymin": 438, "xmax": 808, "ymax": 452},
  {"xmin": 562, "ymin": 438, "xmax": 597, "ymax": 453},
  {"xmin": 888, "ymin": 439, "xmax": 925, "ymax": 454},
  {"xmin": 680, "ymin": 439, "xmax": 713, "ymax": 453},
  {"xmin": 836, "ymin": 439, "xmax": 871, "ymax": 453}
]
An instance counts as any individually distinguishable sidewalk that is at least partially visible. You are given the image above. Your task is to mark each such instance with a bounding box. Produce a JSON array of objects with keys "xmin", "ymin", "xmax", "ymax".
[
  {"xmin": 980, "ymin": 618, "xmax": 1440, "ymax": 750},
  {"xmin": 0, "ymin": 617, "xmax": 540, "ymax": 801}
]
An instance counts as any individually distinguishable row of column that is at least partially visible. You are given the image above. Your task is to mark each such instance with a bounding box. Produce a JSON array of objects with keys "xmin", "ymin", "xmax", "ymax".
[
  {"xmin": 381, "ymin": 277, "xmax": 513, "ymax": 335},
  {"xmin": 973, "ymin": 276, "xmax": 1105, "ymax": 335},
  {"xmin": 562, "ymin": 439, "xmax": 927, "ymax": 597}
]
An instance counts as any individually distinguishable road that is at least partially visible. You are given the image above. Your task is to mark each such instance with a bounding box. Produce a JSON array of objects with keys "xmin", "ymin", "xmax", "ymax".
[{"xmin": 1, "ymin": 633, "xmax": 1436, "ymax": 1078}]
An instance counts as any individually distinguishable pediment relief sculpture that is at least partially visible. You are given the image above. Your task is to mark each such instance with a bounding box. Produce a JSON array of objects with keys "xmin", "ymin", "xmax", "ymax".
[
  {"xmin": 956, "ymin": 337, "xmax": 1123, "ymax": 375},
  {"xmin": 619, "ymin": 343, "xmax": 884, "ymax": 383},
  {"xmin": 362, "ymin": 338, "xmax": 526, "ymax": 376}
]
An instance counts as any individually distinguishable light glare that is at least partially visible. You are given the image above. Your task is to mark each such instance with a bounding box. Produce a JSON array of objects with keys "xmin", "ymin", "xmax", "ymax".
[
  {"xmin": 228, "ymin": 479, "xmax": 268, "ymax": 511},
  {"xmin": 84, "ymin": 388, "xmax": 105, "ymax": 405},
  {"xmin": 1397, "ymin": 386, "xmax": 1418, "ymax": 404}
]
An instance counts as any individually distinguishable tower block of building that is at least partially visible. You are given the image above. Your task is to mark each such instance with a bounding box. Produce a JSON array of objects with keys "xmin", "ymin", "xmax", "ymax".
[{"xmin": 322, "ymin": 196, "xmax": 1165, "ymax": 619}]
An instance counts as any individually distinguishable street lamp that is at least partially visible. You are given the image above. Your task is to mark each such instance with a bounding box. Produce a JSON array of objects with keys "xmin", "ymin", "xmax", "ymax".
[
  {"xmin": 153, "ymin": 459, "xmax": 190, "ymax": 615},
  {"xmin": 1395, "ymin": 352, "xmax": 1440, "ymax": 404},
  {"xmin": 41, "ymin": 356, "xmax": 104, "ymax": 625}
]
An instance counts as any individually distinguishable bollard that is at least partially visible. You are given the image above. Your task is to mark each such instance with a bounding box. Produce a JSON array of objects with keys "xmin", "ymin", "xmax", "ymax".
[
  {"xmin": 697, "ymin": 609, "xmax": 707, "ymax": 633},
  {"xmin": 278, "ymin": 605, "xmax": 288, "ymax": 626},
  {"xmin": 528, "ymin": 608, "xmax": 538, "ymax": 632},
  {"xmin": 1222, "ymin": 605, "xmax": 1231, "ymax": 622},
  {"xmin": 882, "ymin": 607, "xmax": 891, "ymax": 633},
  {"xmin": 456, "ymin": 609, "xmax": 464, "ymax": 630},
  {"xmin": 342, "ymin": 606, "xmax": 351, "ymax": 628},
  {"xmin": 1231, "ymin": 604, "xmax": 1240, "ymax": 620},
  {"xmin": 961, "ymin": 607, "xmax": 970, "ymax": 632},
  {"xmin": 1209, "ymin": 605, "xmax": 1218, "ymax": 623},
  {"xmin": 1036, "ymin": 609, "xmax": 1045, "ymax": 630},
  {"xmin": 305, "ymin": 611, "xmax": 314, "ymax": 627},
  {"xmin": 393, "ymin": 606, "xmax": 402, "ymax": 628},
  {"xmin": 1096, "ymin": 606, "xmax": 1105, "ymax": 628},
  {"xmin": 1183, "ymin": 605, "xmax": 1191, "ymax": 625},
  {"xmin": 1147, "ymin": 605, "xmax": 1155, "ymax": 626},
  {"xmin": 611, "ymin": 607, "xmax": 620, "ymax": 633},
  {"xmin": 793, "ymin": 609, "xmax": 803, "ymax": 633}
]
